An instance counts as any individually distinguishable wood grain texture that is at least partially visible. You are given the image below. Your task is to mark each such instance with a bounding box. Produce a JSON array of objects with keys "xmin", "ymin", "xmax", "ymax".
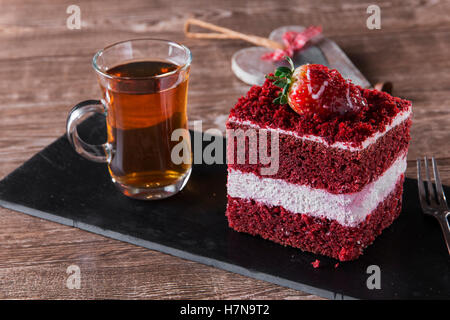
[{"xmin": 1, "ymin": 0, "xmax": 449, "ymax": 299}]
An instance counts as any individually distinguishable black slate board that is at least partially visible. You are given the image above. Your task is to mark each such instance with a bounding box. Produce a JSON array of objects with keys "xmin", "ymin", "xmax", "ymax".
[{"xmin": 0, "ymin": 114, "xmax": 449, "ymax": 300}]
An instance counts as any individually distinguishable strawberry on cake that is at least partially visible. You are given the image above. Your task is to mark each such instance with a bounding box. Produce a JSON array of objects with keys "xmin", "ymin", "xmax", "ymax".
[{"xmin": 225, "ymin": 58, "xmax": 412, "ymax": 261}]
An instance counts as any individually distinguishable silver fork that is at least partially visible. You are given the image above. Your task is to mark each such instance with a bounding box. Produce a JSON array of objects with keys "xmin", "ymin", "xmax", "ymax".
[{"xmin": 417, "ymin": 157, "xmax": 450, "ymax": 255}]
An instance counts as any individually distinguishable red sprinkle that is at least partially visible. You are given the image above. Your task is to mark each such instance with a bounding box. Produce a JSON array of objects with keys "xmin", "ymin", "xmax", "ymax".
[
  {"xmin": 334, "ymin": 263, "xmax": 340, "ymax": 268},
  {"xmin": 311, "ymin": 259, "xmax": 321, "ymax": 268}
]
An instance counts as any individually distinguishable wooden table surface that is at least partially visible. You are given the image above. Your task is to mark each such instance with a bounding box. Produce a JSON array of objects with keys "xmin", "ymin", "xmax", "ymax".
[{"xmin": 1, "ymin": 0, "xmax": 449, "ymax": 299}]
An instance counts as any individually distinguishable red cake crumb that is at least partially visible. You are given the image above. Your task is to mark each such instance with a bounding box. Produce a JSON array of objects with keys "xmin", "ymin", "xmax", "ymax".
[
  {"xmin": 311, "ymin": 259, "xmax": 321, "ymax": 268},
  {"xmin": 334, "ymin": 263, "xmax": 339, "ymax": 268},
  {"xmin": 228, "ymin": 77, "xmax": 411, "ymax": 148}
]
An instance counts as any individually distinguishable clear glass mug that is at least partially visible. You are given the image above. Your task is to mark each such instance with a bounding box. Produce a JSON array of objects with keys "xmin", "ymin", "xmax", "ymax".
[{"xmin": 66, "ymin": 39, "xmax": 192, "ymax": 200}]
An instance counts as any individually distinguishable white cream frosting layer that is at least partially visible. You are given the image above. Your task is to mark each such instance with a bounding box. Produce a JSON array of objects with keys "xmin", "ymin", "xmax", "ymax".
[
  {"xmin": 228, "ymin": 106, "xmax": 411, "ymax": 152},
  {"xmin": 227, "ymin": 155, "xmax": 407, "ymax": 227}
]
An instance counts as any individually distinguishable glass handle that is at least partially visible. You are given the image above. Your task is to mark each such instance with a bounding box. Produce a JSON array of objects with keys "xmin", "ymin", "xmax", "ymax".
[{"xmin": 66, "ymin": 99, "xmax": 110, "ymax": 163}]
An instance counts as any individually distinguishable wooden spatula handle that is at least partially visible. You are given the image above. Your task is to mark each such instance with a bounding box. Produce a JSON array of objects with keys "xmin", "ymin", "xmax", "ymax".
[
  {"xmin": 184, "ymin": 18, "xmax": 284, "ymax": 50},
  {"xmin": 374, "ymin": 81, "xmax": 393, "ymax": 94}
]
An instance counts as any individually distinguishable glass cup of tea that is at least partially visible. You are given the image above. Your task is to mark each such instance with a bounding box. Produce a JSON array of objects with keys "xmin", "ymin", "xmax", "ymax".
[{"xmin": 66, "ymin": 39, "xmax": 192, "ymax": 200}]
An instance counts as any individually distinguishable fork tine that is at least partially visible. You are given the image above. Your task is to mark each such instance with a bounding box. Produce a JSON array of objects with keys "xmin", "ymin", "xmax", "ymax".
[
  {"xmin": 424, "ymin": 156, "xmax": 435, "ymax": 204},
  {"xmin": 417, "ymin": 158, "xmax": 428, "ymax": 208},
  {"xmin": 432, "ymin": 157, "xmax": 448, "ymax": 209}
]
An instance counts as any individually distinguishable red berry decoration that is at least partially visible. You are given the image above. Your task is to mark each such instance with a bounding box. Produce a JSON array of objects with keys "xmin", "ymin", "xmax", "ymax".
[{"xmin": 266, "ymin": 57, "xmax": 367, "ymax": 117}]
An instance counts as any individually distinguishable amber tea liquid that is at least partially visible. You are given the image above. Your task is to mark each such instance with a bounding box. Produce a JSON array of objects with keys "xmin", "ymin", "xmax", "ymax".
[{"xmin": 102, "ymin": 61, "xmax": 191, "ymax": 192}]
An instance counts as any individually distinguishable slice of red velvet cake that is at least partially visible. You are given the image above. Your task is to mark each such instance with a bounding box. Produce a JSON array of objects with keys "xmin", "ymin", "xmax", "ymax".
[{"xmin": 226, "ymin": 62, "xmax": 412, "ymax": 261}]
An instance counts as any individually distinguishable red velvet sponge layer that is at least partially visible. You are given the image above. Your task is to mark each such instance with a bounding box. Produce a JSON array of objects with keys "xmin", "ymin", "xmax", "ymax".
[
  {"xmin": 226, "ymin": 118, "xmax": 411, "ymax": 194},
  {"xmin": 226, "ymin": 175, "xmax": 404, "ymax": 261}
]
